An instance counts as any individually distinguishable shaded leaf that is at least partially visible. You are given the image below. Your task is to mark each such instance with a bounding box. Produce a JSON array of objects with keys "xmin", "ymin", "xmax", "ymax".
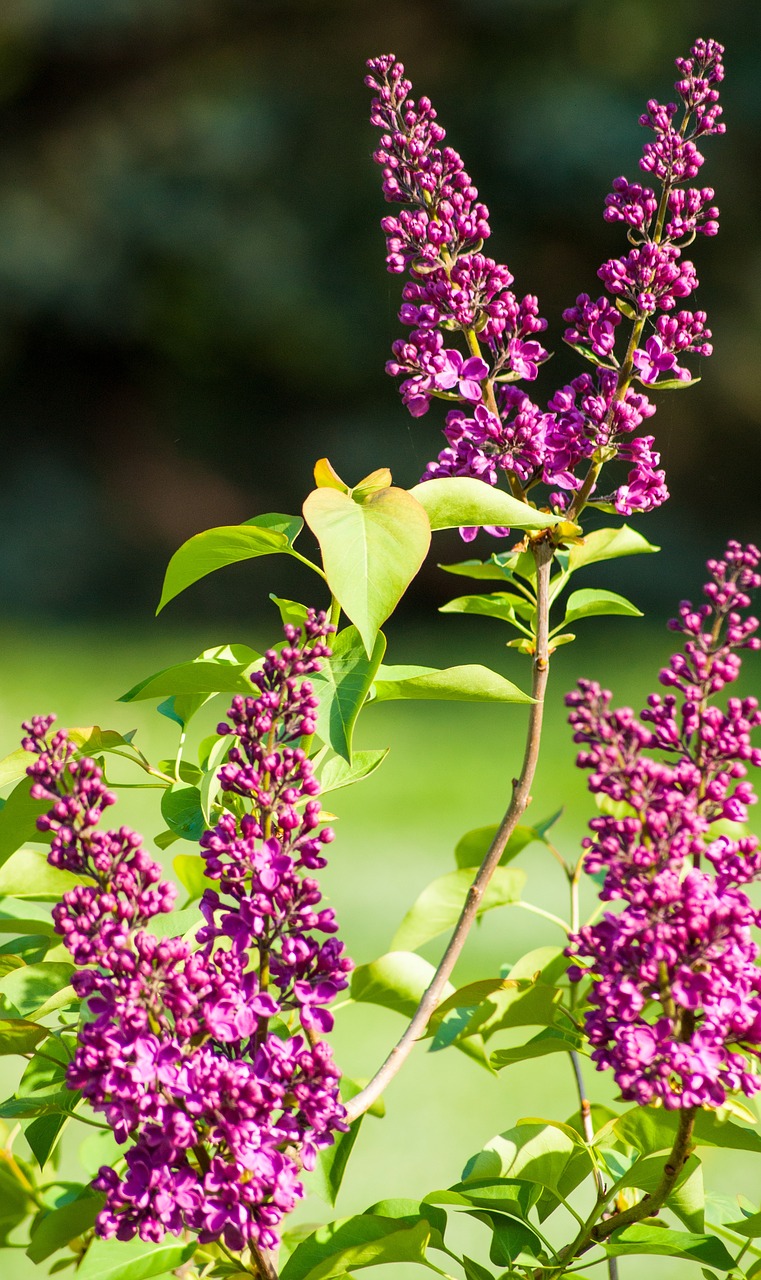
[
  {"xmin": 157, "ymin": 514, "xmax": 307, "ymax": 613},
  {"xmin": 312, "ymin": 1079, "xmax": 367, "ymax": 1207},
  {"xmin": 173, "ymin": 854, "xmax": 208, "ymax": 902},
  {"xmin": 0, "ymin": 1018, "xmax": 48, "ymax": 1054},
  {"xmin": 0, "ymin": 962, "xmax": 75, "ymax": 1016},
  {"xmin": 25, "ymin": 1110, "xmax": 71, "ymax": 1168},
  {"xmin": 492, "ymin": 1027, "xmax": 585, "ymax": 1069},
  {"xmin": 27, "ymin": 1190, "xmax": 104, "ymax": 1262},
  {"xmin": 303, "ymin": 484, "xmax": 430, "ymax": 657},
  {"xmin": 462, "ymin": 1121, "xmax": 590, "ymax": 1192},
  {"xmin": 161, "ymin": 785, "xmax": 205, "ymax": 843},
  {"xmin": 608, "ymin": 1107, "xmax": 761, "ymax": 1156},
  {"xmin": 392, "ymin": 867, "xmax": 526, "ymax": 952},
  {"xmin": 311, "ymin": 627, "xmax": 386, "ymax": 762},
  {"xmin": 280, "ymin": 1214, "xmax": 431, "ymax": 1280},
  {"xmin": 604, "ymin": 1225, "xmax": 732, "ymax": 1269},
  {"xmin": 0, "ymin": 849, "xmax": 85, "ymax": 901},
  {"xmin": 0, "ymin": 778, "xmax": 52, "ymax": 867},
  {"xmin": 0, "ymin": 897, "xmax": 56, "ymax": 935}
]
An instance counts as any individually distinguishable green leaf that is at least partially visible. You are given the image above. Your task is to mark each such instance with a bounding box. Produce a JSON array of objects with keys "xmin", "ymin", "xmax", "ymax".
[
  {"xmin": 372, "ymin": 664, "xmax": 533, "ymax": 705},
  {"xmin": 491, "ymin": 1027, "xmax": 585, "ymax": 1069},
  {"xmin": 454, "ymin": 822, "xmax": 550, "ymax": 870},
  {"xmin": 350, "ymin": 951, "xmax": 486, "ymax": 1066},
  {"xmin": 408, "ymin": 477, "xmax": 564, "ymax": 533},
  {"xmin": 440, "ymin": 592, "xmax": 535, "ymax": 627},
  {"xmin": 0, "ymin": 747, "xmax": 36, "ymax": 788},
  {"xmin": 146, "ymin": 908, "xmax": 201, "ymax": 941},
  {"xmin": 312, "ymin": 1079, "xmax": 367, "ymax": 1207},
  {"xmin": 391, "ymin": 867, "xmax": 526, "ymax": 952},
  {"xmin": 173, "ymin": 854, "xmax": 208, "ymax": 902},
  {"xmin": 723, "ymin": 1210, "xmax": 761, "ymax": 1238},
  {"xmin": 438, "ymin": 559, "xmax": 509, "ymax": 581},
  {"xmin": 464, "ymin": 982, "xmax": 563, "ymax": 1042},
  {"xmin": 0, "ymin": 1018, "xmax": 48, "ymax": 1054},
  {"xmin": 157, "ymin": 693, "xmax": 213, "ymax": 728},
  {"xmin": 280, "ymin": 1214, "xmax": 431, "ymax": 1280},
  {"xmin": 0, "ymin": 1158, "xmax": 35, "ymax": 1244},
  {"xmin": 25, "ymin": 1110, "xmax": 71, "ymax": 1168},
  {"xmin": 303, "ymin": 485, "xmax": 430, "ymax": 656},
  {"xmin": 27, "ymin": 1190, "xmax": 104, "ymax": 1262},
  {"xmin": 311, "ymin": 627, "xmax": 387, "ymax": 762},
  {"xmin": 0, "ymin": 962, "xmax": 75, "ymax": 1016},
  {"xmin": 0, "ymin": 849, "xmax": 85, "ymax": 901},
  {"xmin": 76, "ymin": 1235, "xmax": 197, "ymax": 1280},
  {"xmin": 462, "ymin": 1121, "xmax": 590, "ymax": 1192},
  {"xmin": 604, "ymin": 1225, "xmax": 732, "ymax": 1269},
  {"xmin": 161, "ymin": 785, "xmax": 205, "ymax": 843},
  {"xmin": 270, "ymin": 595, "xmax": 310, "ymax": 628},
  {"xmin": 0, "ymin": 897, "xmax": 57, "ymax": 935},
  {"xmin": 609, "ymin": 1106, "xmax": 761, "ymax": 1157},
  {"xmin": 559, "ymin": 587, "xmax": 642, "ymax": 628},
  {"xmin": 156, "ymin": 514, "xmax": 307, "ymax": 613},
  {"xmin": 319, "ymin": 749, "xmax": 389, "ymax": 795},
  {"xmin": 120, "ymin": 643, "xmax": 261, "ymax": 702},
  {"xmin": 67, "ymin": 727, "xmax": 137, "ymax": 753},
  {"xmin": 461, "ymin": 1256, "xmax": 495, "ymax": 1280},
  {"xmin": 617, "ymin": 1153, "xmax": 705, "ymax": 1232},
  {"xmin": 0, "ymin": 778, "xmax": 52, "ymax": 867},
  {"xmin": 642, "ymin": 375, "xmax": 702, "ymax": 391},
  {"xmin": 567, "ymin": 525, "xmax": 660, "ymax": 571}
]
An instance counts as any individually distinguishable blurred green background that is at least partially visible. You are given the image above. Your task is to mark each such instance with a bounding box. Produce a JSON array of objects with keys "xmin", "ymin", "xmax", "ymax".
[
  {"xmin": 0, "ymin": 0, "xmax": 757, "ymax": 624},
  {"xmin": 0, "ymin": 0, "xmax": 760, "ymax": 1276}
]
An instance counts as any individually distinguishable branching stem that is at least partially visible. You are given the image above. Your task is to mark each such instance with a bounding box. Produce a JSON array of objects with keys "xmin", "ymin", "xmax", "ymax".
[{"xmin": 344, "ymin": 535, "xmax": 555, "ymax": 1122}]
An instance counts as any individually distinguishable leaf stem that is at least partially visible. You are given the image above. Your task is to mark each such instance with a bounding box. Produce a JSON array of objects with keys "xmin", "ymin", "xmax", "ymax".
[{"xmin": 344, "ymin": 535, "xmax": 555, "ymax": 1122}]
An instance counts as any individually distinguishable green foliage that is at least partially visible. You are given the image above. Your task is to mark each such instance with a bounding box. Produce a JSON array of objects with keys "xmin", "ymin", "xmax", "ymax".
[
  {"xmin": 311, "ymin": 626, "xmax": 387, "ymax": 760},
  {"xmin": 119, "ymin": 644, "xmax": 261, "ymax": 701},
  {"xmin": 75, "ymin": 1235, "xmax": 197, "ymax": 1280},
  {"xmin": 554, "ymin": 587, "xmax": 642, "ymax": 630},
  {"xmin": 303, "ymin": 472, "xmax": 430, "ymax": 657},
  {"xmin": 391, "ymin": 867, "xmax": 526, "ymax": 952},
  {"xmin": 0, "ymin": 778, "xmax": 52, "ymax": 868},
  {"xmin": 160, "ymin": 783, "xmax": 205, "ymax": 842},
  {"xmin": 156, "ymin": 514, "xmax": 310, "ymax": 614},
  {"xmin": 462, "ymin": 1120, "xmax": 593, "ymax": 1193},
  {"xmin": 603, "ymin": 1225, "xmax": 733, "ymax": 1269},
  {"xmin": 407, "ymin": 476, "xmax": 566, "ymax": 533},
  {"xmin": 319, "ymin": 749, "xmax": 389, "ymax": 795},
  {"xmin": 27, "ymin": 1190, "xmax": 104, "ymax": 1263},
  {"xmin": 372, "ymin": 663, "xmax": 532, "ymax": 703},
  {"xmin": 280, "ymin": 1212, "xmax": 433, "ymax": 1280},
  {"xmin": 0, "ymin": 962, "xmax": 74, "ymax": 1017}
]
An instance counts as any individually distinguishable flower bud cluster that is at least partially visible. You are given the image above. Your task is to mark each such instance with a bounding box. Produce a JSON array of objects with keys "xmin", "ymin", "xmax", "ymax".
[
  {"xmin": 566, "ymin": 543, "xmax": 761, "ymax": 1109},
  {"xmin": 21, "ymin": 612, "xmax": 349, "ymax": 1253},
  {"xmin": 367, "ymin": 40, "xmax": 724, "ymax": 526}
]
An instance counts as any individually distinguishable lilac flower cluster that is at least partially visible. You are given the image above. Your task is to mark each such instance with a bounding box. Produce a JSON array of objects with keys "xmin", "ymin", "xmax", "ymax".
[
  {"xmin": 22, "ymin": 612, "xmax": 350, "ymax": 1254},
  {"xmin": 566, "ymin": 543, "xmax": 761, "ymax": 1109},
  {"xmin": 366, "ymin": 40, "xmax": 724, "ymax": 524}
]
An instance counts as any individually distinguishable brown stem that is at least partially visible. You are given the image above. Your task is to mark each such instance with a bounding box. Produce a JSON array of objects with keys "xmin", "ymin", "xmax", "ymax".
[
  {"xmin": 250, "ymin": 1241, "xmax": 279, "ymax": 1280},
  {"xmin": 344, "ymin": 536, "xmax": 555, "ymax": 1123},
  {"xmin": 546, "ymin": 1108, "xmax": 696, "ymax": 1278}
]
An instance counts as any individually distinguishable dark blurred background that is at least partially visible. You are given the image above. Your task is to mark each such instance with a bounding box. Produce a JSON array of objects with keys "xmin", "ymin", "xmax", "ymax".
[{"xmin": 0, "ymin": 0, "xmax": 759, "ymax": 625}]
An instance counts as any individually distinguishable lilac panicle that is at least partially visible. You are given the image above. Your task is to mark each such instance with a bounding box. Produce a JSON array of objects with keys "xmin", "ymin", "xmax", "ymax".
[
  {"xmin": 566, "ymin": 543, "xmax": 761, "ymax": 1109},
  {"xmin": 22, "ymin": 610, "xmax": 350, "ymax": 1254},
  {"xmin": 366, "ymin": 40, "xmax": 724, "ymax": 527}
]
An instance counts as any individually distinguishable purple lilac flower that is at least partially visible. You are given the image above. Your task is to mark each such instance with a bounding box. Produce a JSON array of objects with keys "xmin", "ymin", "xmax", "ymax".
[
  {"xmin": 366, "ymin": 55, "xmax": 549, "ymax": 524},
  {"xmin": 367, "ymin": 40, "xmax": 724, "ymax": 529},
  {"xmin": 566, "ymin": 543, "xmax": 761, "ymax": 1109},
  {"xmin": 22, "ymin": 611, "xmax": 350, "ymax": 1253}
]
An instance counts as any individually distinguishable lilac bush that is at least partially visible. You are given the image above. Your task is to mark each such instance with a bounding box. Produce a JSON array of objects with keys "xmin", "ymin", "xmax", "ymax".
[{"xmin": 0, "ymin": 32, "xmax": 759, "ymax": 1280}]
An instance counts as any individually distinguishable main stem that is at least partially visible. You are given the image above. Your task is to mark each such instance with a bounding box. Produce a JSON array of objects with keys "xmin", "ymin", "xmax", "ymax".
[{"xmin": 344, "ymin": 536, "xmax": 555, "ymax": 1123}]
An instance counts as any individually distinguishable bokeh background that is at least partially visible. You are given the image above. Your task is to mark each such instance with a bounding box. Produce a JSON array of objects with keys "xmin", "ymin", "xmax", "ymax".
[
  {"xmin": 0, "ymin": 0, "xmax": 758, "ymax": 623},
  {"xmin": 0, "ymin": 1, "xmax": 760, "ymax": 1277}
]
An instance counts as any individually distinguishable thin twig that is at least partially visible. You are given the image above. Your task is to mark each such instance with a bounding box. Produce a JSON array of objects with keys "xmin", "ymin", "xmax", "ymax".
[{"xmin": 344, "ymin": 535, "xmax": 556, "ymax": 1122}]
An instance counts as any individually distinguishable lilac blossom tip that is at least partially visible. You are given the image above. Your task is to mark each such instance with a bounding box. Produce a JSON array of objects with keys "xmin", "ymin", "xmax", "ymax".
[
  {"xmin": 22, "ymin": 610, "xmax": 349, "ymax": 1250},
  {"xmin": 566, "ymin": 543, "xmax": 761, "ymax": 1109}
]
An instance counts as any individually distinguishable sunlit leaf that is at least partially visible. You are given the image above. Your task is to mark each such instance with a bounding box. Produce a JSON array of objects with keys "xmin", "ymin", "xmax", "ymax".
[
  {"xmin": 157, "ymin": 514, "xmax": 308, "ymax": 613},
  {"xmin": 391, "ymin": 867, "xmax": 525, "ymax": 952},
  {"xmin": 408, "ymin": 477, "xmax": 565, "ymax": 532},
  {"xmin": 567, "ymin": 525, "xmax": 660, "ymax": 571},
  {"xmin": 372, "ymin": 664, "xmax": 532, "ymax": 704},
  {"xmin": 303, "ymin": 483, "xmax": 430, "ymax": 656},
  {"xmin": 311, "ymin": 627, "xmax": 386, "ymax": 762}
]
